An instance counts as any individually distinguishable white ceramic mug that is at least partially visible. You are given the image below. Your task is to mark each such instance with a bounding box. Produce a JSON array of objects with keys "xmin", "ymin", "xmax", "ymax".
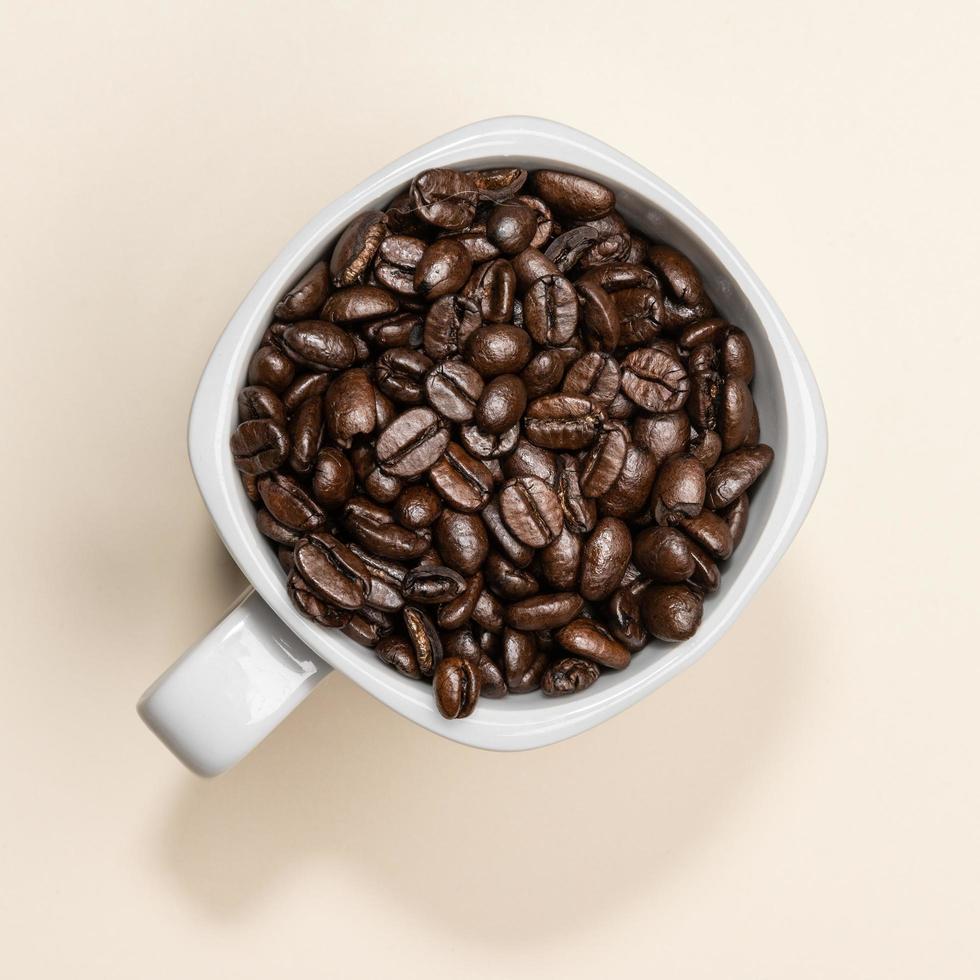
[{"xmin": 138, "ymin": 116, "xmax": 828, "ymax": 776}]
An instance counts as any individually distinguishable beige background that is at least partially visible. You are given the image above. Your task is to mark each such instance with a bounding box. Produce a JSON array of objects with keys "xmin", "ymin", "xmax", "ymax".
[{"xmin": 1, "ymin": 1, "xmax": 977, "ymax": 976}]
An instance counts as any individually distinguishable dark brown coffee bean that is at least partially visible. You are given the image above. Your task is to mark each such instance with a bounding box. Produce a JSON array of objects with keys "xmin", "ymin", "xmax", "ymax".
[
  {"xmin": 577, "ymin": 212, "xmax": 632, "ymax": 269},
  {"xmin": 434, "ymin": 656, "xmax": 481, "ymax": 718},
  {"xmin": 555, "ymin": 619, "xmax": 629, "ymax": 669},
  {"xmin": 275, "ymin": 261, "xmax": 331, "ymax": 320},
  {"xmin": 686, "ymin": 538, "xmax": 720, "ymax": 593},
  {"xmin": 463, "ymin": 258, "xmax": 516, "ymax": 323},
  {"xmin": 641, "ymin": 584, "xmax": 703, "ymax": 641},
  {"xmin": 544, "ymin": 225, "xmax": 599, "ymax": 273},
  {"xmin": 375, "ymin": 407, "xmax": 450, "ymax": 478},
  {"xmin": 705, "ymin": 444, "xmax": 774, "ymax": 509},
  {"xmin": 330, "ymin": 211, "xmax": 387, "ymax": 287},
  {"xmin": 410, "ymin": 169, "xmax": 478, "ymax": 231},
  {"xmin": 621, "ymin": 347, "xmax": 690, "ymax": 412},
  {"xmin": 349, "ymin": 444, "xmax": 402, "ymax": 504},
  {"xmin": 580, "ymin": 517, "xmax": 633, "ymax": 601},
  {"xmin": 322, "ymin": 286, "xmax": 398, "ymax": 323},
  {"xmin": 499, "ymin": 476, "xmax": 564, "ymax": 548},
  {"xmin": 256, "ymin": 508, "xmax": 300, "ymax": 546},
  {"xmin": 414, "ymin": 238, "xmax": 472, "ymax": 299},
  {"xmin": 510, "ymin": 247, "xmax": 560, "ymax": 293},
  {"xmin": 677, "ymin": 509, "xmax": 734, "ymax": 561},
  {"xmin": 524, "ymin": 394, "xmax": 602, "ymax": 451},
  {"xmin": 634, "ymin": 526, "xmax": 696, "ymax": 582},
  {"xmin": 537, "ymin": 520, "xmax": 582, "ymax": 589},
  {"xmin": 441, "ymin": 625, "xmax": 483, "ymax": 664},
  {"xmin": 575, "ymin": 279, "xmax": 621, "ymax": 352},
  {"xmin": 599, "ymin": 445, "xmax": 656, "ymax": 519},
  {"xmin": 745, "ymin": 402, "xmax": 761, "ymax": 446},
  {"xmin": 647, "ymin": 245, "xmax": 708, "ymax": 309},
  {"xmin": 288, "ymin": 570, "xmax": 351, "ymax": 628},
  {"xmin": 485, "ymin": 551, "xmax": 540, "ymax": 601},
  {"xmin": 248, "ymin": 344, "xmax": 296, "ymax": 392},
  {"xmin": 374, "ymin": 234, "xmax": 426, "ymax": 298},
  {"xmin": 720, "ymin": 376, "xmax": 754, "ymax": 453},
  {"xmin": 322, "ymin": 368, "xmax": 376, "ymax": 447},
  {"xmin": 467, "ymin": 167, "xmax": 528, "ymax": 202},
  {"xmin": 293, "ymin": 531, "xmax": 368, "ymax": 610},
  {"xmin": 723, "ymin": 494, "xmax": 751, "ymax": 550},
  {"xmin": 241, "ymin": 471, "xmax": 261, "ymax": 503},
  {"xmin": 428, "ymin": 442, "xmax": 494, "ymax": 512},
  {"xmin": 524, "ymin": 274, "xmax": 579, "ymax": 345},
  {"xmin": 238, "ymin": 385, "xmax": 286, "ymax": 425},
  {"xmin": 342, "ymin": 610, "xmax": 391, "ymax": 648},
  {"xmin": 437, "ymin": 572, "xmax": 484, "ymax": 630},
  {"xmin": 502, "ymin": 628, "xmax": 548, "ymax": 693},
  {"xmin": 486, "ymin": 202, "xmax": 538, "ymax": 255},
  {"xmin": 688, "ymin": 343, "xmax": 718, "ymax": 375},
  {"xmin": 343, "ymin": 496, "xmax": 430, "ymax": 560},
  {"xmin": 632, "ymin": 411, "xmax": 690, "ymax": 466},
  {"xmin": 282, "ymin": 372, "xmax": 331, "ymax": 413},
  {"xmin": 513, "ymin": 195, "xmax": 554, "ymax": 247},
  {"xmin": 679, "ymin": 317, "xmax": 728, "ymax": 349},
  {"xmin": 363, "ymin": 312, "xmax": 422, "ymax": 350},
  {"xmin": 532, "ymin": 170, "xmax": 615, "ymax": 221},
  {"xmin": 375, "ymin": 347, "xmax": 431, "ymax": 404},
  {"xmin": 690, "ymin": 429, "xmax": 722, "ymax": 471},
  {"xmin": 476, "ymin": 654, "xmax": 507, "ymax": 698},
  {"xmin": 464, "ymin": 324, "xmax": 531, "ymax": 377},
  {"xmin": 385, "ymin": 191, "xmax": 429, "ymax": 237},
  {"xmin": 404, "ymin": 606, "xmax": 442, "ymax": 677},
  {"xmin": 310, "ymin": 447, "xmax": 354, "ymax": 508},
  {"xmin": 231, "ymin": 418, "xmax": 290, "ymax": 475},
  {"xmin": 423, "ymin": 294, "xmax": 481, "ymax": 360},
  {"xmin": 375, "ymin": 635, "xmax": 422, "ymax": 679},
  {"xmin": 279, "ymin": 322, "xmax": 357, "ymax": 371},
  {"xmin": 476, "ymin": 374, "xmax": 527, "ymax": 434},
  {"xmin": 424, "ymin": 358, "xmax": 484, "ymax": 422},
  {"xmin": 541, "ymin": 657, "xmax": 601, "ymax": 697},
  {"xmin": 394, "ymin": 485, "xmax": 442, "ymax": 529},
  {"xmin": 687, "ymin": 369, "xmax": 722, "ymax": 431},
  {"xmin": 442, "ymin": 226, "xmax": 500, "ymax": 263},
  {"xmin": 562, "ymin": 352, "xmax": 620, "ymax": 409},
  {"xmin": 403, "ymin": 565, "xmax": 466, "ymax": 604},
  {"xmin": 459, "ymin": 421, "xmax": 520, "ymax": 459},
  {"xmin": 257, "ymin": 472, "xmax": 323, "ymax": 532},
  {"xmin": 434, "ymin": 509, "xmax": 490, "ymax": 576},
  {"xmin": 578, "ymin": 422, "xmax": 629, "ymax": 498},
  {"xmin": 653, "ymin": 454, "xmax": 706, "ymax": 525},
  {"xmin": 347, "ymin": 544, "xmax": 408, "ymax": 613},
  {"xmin": 506, "ymin": 593, "xmax": 583, "ymax": 631},
  {"xmin": 503, "ymin": 438, "xmax": 559, "ymax": 486},
  {"xmin": 607, "ymin": 586, "xmax": 648, "ymax": 652},
  {"xmin": 481, "ymin": 499, "xmax": 534, "ymax": 568},
  {"xmin": 722, "ymin": 327, "xmax": 755, "ymax": 383},
  {"xmin": 557, "ymin": 454, "xmax": 597, "ymax": 532},
  {"xmin": 472, "ymin": 588, "xmax": 505, "ymax": 633},
  {"xmin": 521, "ymin": 348, "xmax": 566, "ymax": 398}
]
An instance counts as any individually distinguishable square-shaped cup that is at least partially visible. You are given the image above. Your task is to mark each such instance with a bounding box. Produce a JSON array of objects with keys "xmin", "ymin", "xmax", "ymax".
[{"xmin": 138, "ymin": 116, "xmax": 827, "ymax": 776}]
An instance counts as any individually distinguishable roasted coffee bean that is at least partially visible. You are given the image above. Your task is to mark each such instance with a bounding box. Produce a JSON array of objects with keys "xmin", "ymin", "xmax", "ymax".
[
  {"xmin": 414, "ymin": 239, "xmax": 473, "ymax": 299},
  {"xmin": 632, "ymin": 411, "xmax": 690, "ymax": 465},
  {"xmin": 705, "ymin": 445, "xmax": 774, "ymax": 509},
  {"xmin": 444, "ymin": 226, "xmax": 500, "ymax": 264},
  {"xmin": 363, "ymin": 312, "xmax": 422, "ymax": 350},
  {"xmin": 424, "ymin": 358, "xmax": 484, "ymax": 422},
  {"xmin": 679, "ymin": 317, "xmax": 728, "ymax": 349},
  {"xmin": 502, "ymin": 628, "xmax": 548, "ymax": 693},
  {"xmin": 385, "ymin": 191, "xmax": 430, "ymax": 238},
  {"xmin": 231, "ymin": 418, "xmax": 290, "ymax": 475},
  {"xmin": 375, "ymin": 347, "xmax": 431, "ymax": 404},
  {"xmin": 481, "ymin": 499, "xmax": 534, "ymax": 568},
  {"xmin": 464, "ymin": 258, "xmax": 516, "ymax": 323},
  {"xmin": 499, "ymin": 476, "xmax": 563, "ymax": 548},
  {"xmin": 375, "ymin": 634, "xmax": 422, "ymax": 679},
  {"xmin": 555, "ymin": 454, "xmax": 596, "ymax": 532},
  {"xmin": 311, "ymin": 447, "xmax": 355, "ymax": 508},
  {"xmin": 545, "ymin": 225, "xmax": 600, "ymax": 273},
  {"xmin": 721, "ymin": 495, "xmax": 749, "ymax": 552},
  {"xmin": 607, "ymin": 586, "xmax": 648, "ymax": 652},
  {"xmin": 472, "ymin": 588, "xmax": 505, "ymax": 633},
  {"xmin": 374, "ymin": 234, "xmax": 426, "ymax": 298},
  {"xmin": 722, "ymin": 327, "xmax": 755, "ymax": 383},
  {"xmin": 577, "ymin": 279, "xmax": 621, "ymax": 352},
  {"xmin": 689, "ymin": 429, "xmax": 722, "ymax": 471},
  {"xmin": 555, "ymin": 619, "xmax": 629, "ymax": 669},
  {"xmin": 539, "ymin": 526, "xmax": 583, "ymax": 590},
  {"xmin": 428, "ymin": 442, "xmax": 494, "ymax": 512},
  {"xmin": 288, "ymin": 570, "xmax": 351, "ymax": 628},
  {"xmin": 403, "ymin": 565, "xmax": 466, "ymax": 604},
  {"xmin": 486, "ymin": 202, "xmax": 538, "ymax": 255},
  {"xmin": 321, "ymin": 369, "xmax": 376, "ymax": 447},
  {"xmin": 322, "ymin": 285, "xmax": 398, "ymax": 323},
  {"xmin": 284, "ymin": 396, "xmax": 321, "ymax": 474},
  {"xmin": 511, "ymin": 247, "xmax": 560, "ymax": 292},
  {"xmin": 434, "ymin": 656, "xmax": 481, "ymax": 718},
  {"xmin": 513, "ymin": 194, "xmax": 554, "ymax": 247},
  {"xmin": 524, "ymin": 274, "xmax": 579, "ymax": 345},
  {"xmin": 605, "ymin": 391, "xmax": 635, "ymax": 421},
  {"xmin": 578, "ymin": 422, "xmax": 629, "ymax": 498},
  {"xmin": 641, "ymin": 584, "xmax": 703, "ymax": 641},
  {"xmin": 394, "ymin": 485, "xmax": 442, "ymax": 529},
  {"xmin": 485, "ymin": 551, "xmax": 540, "ymax": 601},
  {"xmin": 375, "ymin": 407, "xmax": 450, "ymax": 478},
  {"xmin": 598, "ymin": 444, "xmax": 656, "ymax": 519},
  {"xmin": 248, "ymin": 344, "xmax": 296, "ymax": 392},
  {"xmin": 562, "ymin": 352, "xmax": 620, "ymax": 409},
  {"xmin": 653, "ymin": 454, "xmax": 706, "ymax": 525},
  {"xmin": 275, "ymin": 261, "xmax": 331, "ymax": 321},
  {"xmin": 580, "ymin": 517, "xmax": 632, "ymax": 601},
  {"xmin": 434, "ymin": 509, "xmax": 489, "ymax": 576},
  {"xmin": 524, "ymin": 394, "xmax": 602, "ymax": 450},
  {"xmin": 621, "ymin": 347, "xmax": 690, "ymax": 412},
  {"xmin": 351, "ymin": 444, "xmax": 404, "ymax": 504},
  {"xmin": 460, "ymin": 421, "xmax": 520, "ymax": 459},
  {"xmin": 343, "ymin": 496, "xmax": 430, "ymax": 560},
  {"xmin": 532, "ymin": 170, "xmax": 615, "ymax": 220},
  {"xmin": 634, "ymin": 526, "xmax": 696, "ymax": 582},
  {"xmin": 342, "ymin": 610, "xmax": 391, "ymax": 648},
  {"xmin": 647, "ymin": 245, "xmax": 708, "ymax": 309},
  {"xmin": 541, "ymin": 657, "xmax": 601, "ymax": 697},
  {"xmin": 241, "ymin": 471, "xmax": 261, "ymax": 503},
  {"xmin": 577, "ymin": 212, "xmax": 632, "ymax": 269},
  {"xmin": 506, "ymin": 592, "xmax": 583, "ymax": 631},
  {"xmin": 410, "ymin": 168, "xmax": 478, "ymax": 230},
  {"xmin": 686, "ymin": 538, "xmax": 720, "ymax": 593},
  {"xmin": 330, "ymin": 212, "xmax": 387, "ymax": 287},
  {"xmin": 745, "ymin": 402, "xmax": 761, "ymax": 446},
  {"xmin": 503, "ymin": 438, "xmax": 559, "ymax": 486},
  {"xmin": 720, "ymin": 376, "xmax": 754, "ymax": 453},
  {"xmin": 423, "ymin": 294, "xmax": 481, "ymax": 360},
  {"xmin": 283, "ymin": 372, "xmax": 331, "ymax": 413},
  {"xmin": 465, "ymin": 324, "xmax": 532, "ymax": 377},
  {"xmin": 476, "ymin": 654, "xmax": 507, "ymax": 698},
  {"xmin": 279, "ymin": 322, "xmax": 357, "ymax": 372},
  {"xmin": 404, "ymin": 606, "xmax": 442, "ymax": 677},
  {"xmin": 257, "ymin": 472, "xmax": 324, "ymax": 532},
  {"xmin": 687, "ymin": 369, "xmax": 722, "ymax": 430},
  {"xmin": 441, "ymin": 625, "xmax": 482, "ymax": 663},
  {"xmin": 256, "ymin": 508, "xmax": 301, "ymax": 546},
  {"xmin": 677, "ymin": 509, "xmax": 734, "ymax": 561},
  {"xmin": 467, "ymin": 167, "xmax": 528, "ymax": 201},
  {"xmin": 293, "ymin": 531, "xmax": 368, "ymax": 610},
  {"xmin": 238, "ymin": 385, "xmax": 286, "ymax": 425},
  {"xmin": 476, "ymin": 374, "xmax": 527, "ymax": 434},
  {"xmin": 437, "ymin": 572, "xmax": 484, "ymax": 630},
  {"xmin": 521, "ymin": 348, "xmax": 566, "ymax": 397}
]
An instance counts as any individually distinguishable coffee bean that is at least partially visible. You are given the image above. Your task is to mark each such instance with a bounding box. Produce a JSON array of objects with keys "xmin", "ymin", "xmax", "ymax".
[
  {"xmin": 521, "ymin": 348, "xmax": 566, "ymax": 397},
  {"xmin": 720, "ymin": 376, "xmax": 754, "ymax": 452},
  {"xmin": 424, "ymin": 359, "xmax": 484, "ymax": 423},
  {"xmin": 524, "ymin": 274, "xmax": 579, "ymax": 345},
  {"xmin": 476, "ymin": 374, "xmax": 527, "ymax": 434},
  {"xmin": 555, "ymin": 619, "xmax": 629, "ymax": 669},
  {"xmin": 375, "ymin": 634, "xmax": 422, "ymax": 679},
  {"xmin": 641, "ymin": 584, "xmax": 703, "ymax": 641},
  {"xmin": 343, "ymin": 496, "xmax": 430, "ymax": 560},
  {"xmin": 428, "ymin": 442, "xmax": 494, "ymax": 512},
  {"xmin": 539, "ymin": 526, "xmax": 583, "ymax": 590},
  {"xmin": 423, "ymin": 295, "xmax": 481, "ymax": 361},
  {"xmin": 472, "ymin": 588, "xmax": 505, "ymax": 633},
  {"xmin": 541, "ymin": 657, "xmax": 601, "ymax": 696},
  {"xmin": 330, "ymin": 212, "xmax": 387, "ymax": 287},
  {"xmin": 545, "ymin": 225, "xmax": 599, "ymax": 273},
  {"xmin": 351, "ymin": 444, "xmax": 404, "ymax": 504},
  {"xmin": 705, "ymin": 445, "xmax": 774, "ymax": 509},
  {"xmin": 723, "ymin": 494, "xmax": 750, "ymax": 550},
  {"xmin": 578, "ymin": 212, "xmax": 632, "ymax": 269},
  {"xmin": 580, "ymin": 518, "xmax": 633, "ymax": 601},
  {"xmin": 632, "ymin": 411, "xmax": 690, "ymax": 465},
  {"xmin": 634, "ymin": 526, "xmax": 696, "ymax": 582},
  {"xmin": 311, "ymin": 447, "xmax": 354, "ymax": 508},
  {"xmin": 607, "ymin": 585, "xmax": 648, "ymax": 652},
  {"xmin": 279, "ymin": 322, "xmax": 357, "ymax": 372},
  {"xmin": 238, "ymin": 385, "xmax": 287, "ymax": 425},
  {"xmin": 557, "ymin": 453, "xmax": 597, "ymax": 532},
  {"xmin": 256, "ymin": 508, "xmax": 300, "ymax": 546},
  {"xmin": 437, "ymin": 572, "xmax": 484, "ymax": 630},
  {"xmin": 481, "ymin": 499, "xmax": 535, "ymax": 568},
  {"xmin": 722, "ymin": 327, "xmax": 755, "ymax": 383},
  {"xmin": 476, "ymin": 654, "xmax": 507, "ymax": 698},
  {"xmin": 414, "ymin": 239, "xmax": 473, "ymax": 299},
  {"xmin": 532, "ymin": 170, "xmax": 615, "ymax": 220},
  {"xmin": 459, "ymin": 421, "xmax": 520, "ymax": 459},
  {"xmin": 503, "ymin": 438, "xmax": 559, "ymax": 486},
  {"xmin": 679, "ymin": 317, "xmax": 728, "ymax": 349},
  {"xmin": 652, "ymin": 454, "xmax": 706, "ymax": 525},
  {"xmin": 598, "ymin": 444, "xmax": 656, "ymax": 519},
  {"xmin": 231, "ymin": 418, "xmax": 290, "ymax": 475},
  {"xmin": 502, "ymin": 628, "xmax": 549, "ymax": 692},
  {"xmin": 410, "ymin": 169, "xmax": 478, "ymax": 230},
  {"xmin": 511, "ymin": 247, "xmax": 560, "ymax": 292},
  {"xmin": 257, "ymin": 472, "xmax": 324, "ymax": 532},
  {"xmin": 285, "ymin": 396, "xmax": 322, "ymax": 473},
  {"xmin": 293, "ymin": 531, "xmax": 368, "ymax": 610},
  {"xmin": 403, "ymin": 565, "xmax": 466, "ymax": 604},
  {"xmin": 321, "ymin": 369, "xmax": 376, "ymax": 447},
  {"xmin": 434, "ymin": 509, "xmax": 489, "ymax": 576},
  {"xmin": 375, "ymin": 407, "xmax": 450, "ymax": 478},
  {"xmin": 404, "ymin": 606, "xmax": 442, "ymax": 677},
  {"xmin": 562, "ymin": 352, "xmax": 621, "ymax": 408},
  {"xmin": 465, "ymin": 324, "xmax": 532, "ymax": 377},
  {"xmin": 434, "ymin": 656, "xmax": 481, "ymax": 718},
  {"xmin": 467, "ymin": 167, "xmax": 528, "ymax": 202},
  {"xmin": 441, "ymin": 626, "xmax": 482, "ymax": 663},
  {"xmin": 464, "ymin": 258, "xmax": 516, "ymax": 323},
  {"xmin": 621, "ymin": 347, "xmax": 690, "ymax": 412},
  {"xmin": 524, "ymin": 394, "xmax": 602, "ymax": 450},
  {"xmin": 677, "ymin": 510, "xmax": 734, "ymax": 561},
  {"xmin": 487, "ymin": 202, "xmax": 538, "ymax": 255},
  {"xmin": 578, "ymin": 422, "xmax": 628, "ymax": 497},
  {"xmin": 499, "ymin": 476, "xmax": 563, "ymax": 548},
  {"xmin": 248, "ymin": 344, "xmax": 296, "ymax": 391},
  {"xmin": 394, "ymin": 485, "xmax": 442, "ymax": 529},
  {"xmin": 274, "ymin": 261, "xmax": 331, "ymax": 321},
  {"xmin": 513, "ymin": 195, "xmax": 554, "ymax": 247},
  {"xmin": 322, "ymin": 285, "xmax": 398, "ymax": 323},
  {"xmin": 288, "ymin": 570, "xmax": 351, "ymax": 628},
  {"xmin": 689, "ymin": 429, "xmax": 722, "ymax": 471},
  {"xmin": 506, "ymin": 593, "xmax": 583, "ymax": 631},
  {"xmin": 374, "ymin": 235, "xmax": 425, "ymax": 298},
  {"xmin": 485, "ymin": 551, "xmax": 540, "ymax": 601}
]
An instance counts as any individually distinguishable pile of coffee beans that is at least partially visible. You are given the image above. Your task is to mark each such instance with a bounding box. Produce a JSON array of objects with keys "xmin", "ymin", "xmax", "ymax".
[{"xmin": 231, "ymin": 166, "xmax": 774, "ymax": 719}]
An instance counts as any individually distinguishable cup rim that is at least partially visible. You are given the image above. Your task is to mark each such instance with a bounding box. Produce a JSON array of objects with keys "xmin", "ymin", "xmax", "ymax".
[{"xmin": 188, "ymin": 115, "xmax": 828, "ymax": 751}]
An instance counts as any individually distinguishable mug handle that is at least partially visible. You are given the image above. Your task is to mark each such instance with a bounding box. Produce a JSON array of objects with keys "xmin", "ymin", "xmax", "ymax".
[{"xmin": 137, "ymin": 590, "xmax": 331, "ymax": 777}]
